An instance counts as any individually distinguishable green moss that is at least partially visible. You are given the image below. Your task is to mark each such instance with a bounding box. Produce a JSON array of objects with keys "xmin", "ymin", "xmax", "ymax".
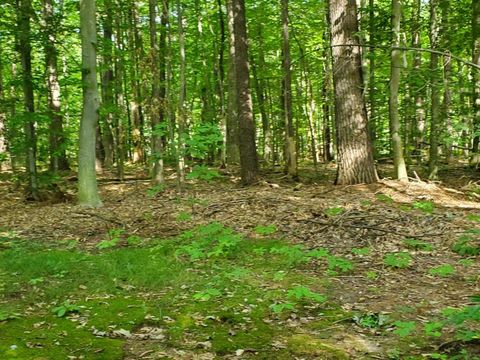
[{"xmin": 287, "ymin": 334, "xmax": 350, "ymax": 359}]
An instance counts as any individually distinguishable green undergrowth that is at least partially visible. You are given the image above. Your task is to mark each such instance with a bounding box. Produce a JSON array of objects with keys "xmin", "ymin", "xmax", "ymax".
[{"xmin": 0, "ymin": 222, "xmax": 478, "ymax": 359}]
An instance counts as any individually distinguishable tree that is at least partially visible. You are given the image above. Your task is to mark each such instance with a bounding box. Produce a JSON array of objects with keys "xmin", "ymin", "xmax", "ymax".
[
  {"xmin": 78, "ymin": 0, "xmax": 102, "ymax": 207},
  {"xmin": 389, "ymin": 0, "xmax": 408, "ymax": 181},
  {"xmin": 473, "ymin": 0, "xmax": 480, "ymax": 161},
  {"xmin": 0, "ymin": 41, "xmax": 6, "ymax": 171},
  {"xmin": 329, "ymin": 0, "xmax": 378, "ymax": 185},
  {"xmin": 281, "ymin": 0, "xmax": 297, "ymax": 178},
  {"xmin": 232, "ymin": 0, "xmax": 259, "ymax": 184}
]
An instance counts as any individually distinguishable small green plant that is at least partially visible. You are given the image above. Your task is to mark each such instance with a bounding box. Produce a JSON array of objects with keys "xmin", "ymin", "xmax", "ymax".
[
  {"xmin": 429, "ymin": 264, "xmax": 455, "ymax": 277},
  {"xmin": 353, "ymin": 312, "xmax": 389, "ymax": 329},
  {"xmin": 307, "ymin": 248, "xmax": 330, "ymax": 259},
  {"xmin": 384, "ymin": 252, "xmax": 412, "ymax": 269},
  {"xmin": 28, "ymin": 277, "xmax": 44, "ymax": 285},
  {"xmin": 270, "ymin": 302, "xmax": 295, "ymax": 314},
  {"xmin": 413, "ymin": 200, "xmax": 435, "ymax": 213},
  {"xmin": 453, "ymin": 231, "xmax": 480, "ymax": 256},
  {"xmin": 126, "ymin": 235, "xmax": 142, "ymax": 246},
  {"xmin": 393, "ymin": 321, "xmax": 416, "ymax": 337},
  {"xmin": 254, "ymin": 224, "xmax": 277, "ymax": 235},
  {"xmin": 96, "ymin": 228, "xmax": 125, "ymax": 250},
  {"xmin": 147, "ymin": 184, "xmax": 165, "ymax": 198},
  {"xmin": 424, "ymin": 321, "xmax": 443, "ymax": 337},
  {"xmin": 403, "ymin": 238, "xmax": 434, "ymax": 251},
  {"xmin": 176, "ymin": 211, "xmax": 192, "ymax": 222},
  {"xmin": 351, "ymin": 247, "xmax": 370, "ymax": 256},
  {"xmin": 327, "ymin": 256, "xmax": 354, "ymax": 273},
  {"xmin": 458, "ymin": 259, "xmax": 474, "ymax": 267},
  {"xmin": 466, "ymin": 214, "xmax": 480, "ymax": 222},
  {"xmin": 193, "ymin": 288, "xmax": 222, "ymax": 301},
  {"xmin": 186, "ymin": 165, "xmax": 221, "ymax": 182},
  {"xmin": 52, "ymin": 300, "xmax": 80, "ymax": 318},
  {"xmin": 0, "ymin": 310, "xmax": 20, "ymax": 322},
  {"xmin": 366, "ymin": 271, "xmax": 378, "ymax": 280},
  {"xmin": 324, "ymin": 206, "xmax": 344, "ymax": 217},
  {"xmin": 287, "ymin": 286, "xmax": 327, "ymax": 303},
  {"xmin": 270, "ymin": 245, "xmax": 308, "ymax": 266}
]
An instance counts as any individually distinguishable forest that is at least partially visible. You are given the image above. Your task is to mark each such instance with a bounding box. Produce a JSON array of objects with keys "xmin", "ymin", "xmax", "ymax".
[{"xmin": 0, "ymin": 0, "xmax": 479, "ymax": 359}]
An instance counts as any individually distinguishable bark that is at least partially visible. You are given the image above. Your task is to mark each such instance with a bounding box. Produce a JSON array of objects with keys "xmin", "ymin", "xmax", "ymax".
[
  {"xmin": 17, "ymin": 0, "xmax": 39, "ymax": 200},
  {"xmin": 428, "ymin": 0, "xmax": 440, "ymax": 179},
  {"xmin": 472, "ymin": 0, "xmax": 480, "ymax": 158},
  {"xmin": 232, "ymin": 0, "xmax": 259, "ymax": 184},
  {"xmin": 329, "ymin": 0, "xmax": 378, "ymax": 185},
  {"xmin": 440, "ymin": 0, "xmax": 452, "ymax": 162},
  {"xmin": 177, "ymin": 0, "xmax": 187, "ymax": 187},
  {"xmin": 368, "ymin": 0, "xmax": 376, "ymax": 145},
  {"xmin": 43, "ymin": 0, "xmax": 69, "ymax": 172},
  {"xmin": 78, "ymin": 0, "xmax": 102, "ymax": 207},
  {"xmin": 217, "ymin": 0, "xmax": 227, "ymax": 166},
  {"xmin": 149, "ymin": 0, "xmax": 164, "ymax": 185},
  {"xmin": 281, "ymin": 0, "xmax": 297, "ymax": 178},
  {"xmin": 226, "ymin": 0, "xmax": 240, "ymax": 164},
  {"xmin": 0, "ymin": 41, "xmax": 7, "ymax": 171},
  {"xmin": 389, "ymin": 0, "xmax": 408, "ymax": 181}
]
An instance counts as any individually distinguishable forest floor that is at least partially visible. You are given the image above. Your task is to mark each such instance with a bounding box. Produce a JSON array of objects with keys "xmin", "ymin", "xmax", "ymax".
[{"xmin": 0, "ymin": 163, "xmax": 479, "ymax": 359}]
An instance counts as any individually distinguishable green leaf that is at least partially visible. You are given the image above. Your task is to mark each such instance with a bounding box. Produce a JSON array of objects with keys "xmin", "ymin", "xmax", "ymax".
[{"xmin": 393, "ymin": 321, "xmax": 416, "ymax": 337}]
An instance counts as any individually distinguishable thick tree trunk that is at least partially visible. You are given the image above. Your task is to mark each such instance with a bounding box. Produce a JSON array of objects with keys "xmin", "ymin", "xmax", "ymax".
[
  {"xmin": 17, "ymin": 0, "xmax": 39, "ymax": 200},
  {"xmin": 329, "ymin": 0, "xmax": 378, "ymax": 185},
  {"xmin": 149, "ymin": 0, "xmax": 165, "ymax": 185},
  {"xmin": 78, "ymin": 0, "xmax": 102, "ymax": 207},
  {"xmin": 281, "ymin": 0, "xmax": 297, "ymax": 178},
  {"xmin": 232, "ymin": 0, "xmax": 259, "ymax": 184},
  {"xmin": 428, "ymin": 0, "xmax": 440, "ymax": 179},
  {"xmin": 389, "ymin": 0, "xmax": 408, "ymax": 181},
  {"xmin": 226, "ymin": 0, "xmax": 240, "ymax": 164},
  {"xmin": 472, "ymin": 0, "xmax": 480, "ymax": 159},
  {"xmin": 43, "ymin": 0, "xmax": 69, "ymax": 172}
]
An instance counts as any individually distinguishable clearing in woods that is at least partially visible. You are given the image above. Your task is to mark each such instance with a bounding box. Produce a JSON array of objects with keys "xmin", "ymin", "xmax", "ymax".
[{"xmin": 0, "ymin": 164, "xmax": 479, "ymax": 359}]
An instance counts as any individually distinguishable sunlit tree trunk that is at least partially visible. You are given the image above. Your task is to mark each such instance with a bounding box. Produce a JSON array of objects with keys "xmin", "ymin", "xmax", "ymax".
[
  {"xmin": 441, "ymin": 0, "xmax": 453, "ymax": 163},
  {"xmin": 17, "ymin": 0, "xmax": 39, "ymax": 200},
  {"xmin": 281, "ymin": 0, "xmax": 297, "ymax": 178},
  {"xmin": 148, "ymin": 0, "xmax": 165, "ymax": 185},
  {"xmin": 389, "ymin": 0, "xmax": 408, "ymax": 181},
  {"xmin": 428, "ymin": 0, "xmax": 440, "ymax": 179},
  {"xmin": 78, "ymin": 0, "xmax": 102, "ymax": 207},
  {"xmin": 43, "ymin": 0, "xmax": 69, "ymax": 172},
  {"xmin": 0, "ymin": 42, "xmax": 6, "ymax": 171},
  {"xmin": 232, "ymin": 0, "xmax": 259, "ymax": 184},
  {"xmin": 329, "ymin": 0, "xmax": 378, "ymax": 185}
]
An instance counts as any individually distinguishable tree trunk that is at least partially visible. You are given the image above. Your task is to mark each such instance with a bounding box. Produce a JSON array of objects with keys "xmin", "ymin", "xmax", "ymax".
[
  {"xmin": 0, "ymin": 41, "xmax": 7, "ymax": 171},
  {"xmin": 78, "ymin": 0, "xmax": 102, "ymax": 207},
  {"xmin": 232, "ymin": 0, "xmax": 259, "ymax": 184},
  {"xmin": 472, "ymin": 0, "xmax": 480, "ymax": 160},
  {"xmin": 43, "ymin": 0, "xmax": 69, "ymax": 172},
  {"xmin": 226, "ymin": 0, "xmax": 240, "ymax": 164},
  {"xmin": 281, "ymin": 0, "xmax": 298, "ymax": 178},
  {"xmin": 329, "ymin": 0, "xmax": 378, "ymax": 185},
  {"xmin": 389, "ymin": 0, "xmax": 408, "ymax": 181},
  {"xmin": 177, "ymin": 0, "xmax": 187, "ymax": 187},
  {"xmin": 17, "ymin": 0, "xmax": 39, "ymax": 200},
  {"xmin": 441, "ymin": 0, "xmax": 453, "ymax": 163},
  {"xmin": 428, "ymin": 0, "xmax": 440, "ymax": 179},
  {"xmin": 149, "ymin": 0, "xmax": 165, "ymax": 185}
]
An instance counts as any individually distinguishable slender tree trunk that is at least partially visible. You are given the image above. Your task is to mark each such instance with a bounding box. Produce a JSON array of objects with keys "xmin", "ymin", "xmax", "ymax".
[
  {"xmin": 441, "ymin": 0, "xmax": 453, "ymax": 163},
  {"xmin": 281, "ymin": 0, "xmax": 297, "ymax": 178},
  {"xmin": 389, "ymin": 0, "xmax": 408, "ymax": 181},
  {"xmin": 177, "ymin": 0, "xmax": 187, "ymax": 187},
  {"xmin": 17, "ymin": 0, "xmax": 39, "ymax": 200},
  {"xmin": 114, "ymin": 7, "xmax": 125, "ymax": 181},
  {"xmin": 0, "ymin": 42, "xmax": 6, "ymax": 171},
  {"xmin": 43, "ymin": 0, "xmax": 69, "ymax": 172},
  {"xmin": 226, "ymin": 0, "xmax": 240, "ymax": 164},
  {"xmin": 78, "ymin": 0, "xmax": 102, "ymax": 207},
  {"xmin": 217, "ymin": 0, "xmax": 227, "ymax": 166},
  {"xmin": 149, "ymin": 0, "xmax": 165, "ymax": 185},
  {"xmin": 368, "ymin": 0, "xmax": 376, "ymax": 146},
  {"xmin": 411, "ymin": 0, "xmax": 425, "ymax": 159},
  {"xmin": 329, "ymin": 0, "xmax": 378, "ymax": 185},
  {"xmin": 428, "ymin": 0, "xmax": 440, "ymax": 179},
  {"xmin": 472, "ymin": 0, "xmax": 480, "ymax": 161},
  {"xmin": 322, "ymin": 16, "xmax": 334, "ymax": 163},
  {"xmin": 232, "ymin": 0, "xmax": 259, "ymax": 184}
]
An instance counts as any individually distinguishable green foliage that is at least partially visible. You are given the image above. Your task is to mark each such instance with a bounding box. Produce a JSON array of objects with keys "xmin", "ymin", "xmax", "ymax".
[
  {"xmin": 174, "ymin": 222, "xmax": 241, "ymax": 261},
  {"xmin": 146, "ymin": 184, "xmax": 165, "ymax": 198},
  {"xmin": 270, "ymin": 245, "xmax": 308, "ymax": 266},
  {"xmin": 429, "ymin": 264, "xmax": 455, "ymax": 277},
  {"xmin": 307, "ymin": 248, "xmax": 330, "ymax": 258},
  {"xmin": 254, "ymin": 224, "xmax": 277, "ymax": 235},
  {"xmin": 393, "ymin": 321, "xmax": 416, "ymax": 337},
  {"xmin": 186, "ymin": 165, "xmax": 221, "ymax": 182},
  {"xmin": 403, "ymin": 238, "xmax": 434, "ymax": 251},
  {"xmin": 176, "ymin": 211, "xmax": 193, "ymax": 222},
  {"xmin": 376, "ymin": 194, "xmax": 394, "ymax": 203},
  {"xmin": 324, "ymin": 206, "xmax": 344, "ymax": 217},
  {"xmin": 270, "ymin": 302, "xmax": 295, "ymax": 314},
  {"xmin": 384, "ymin": 252, "xmax": 412, "ymax": 269},
  {"xmin": 326, "ymin": 256, "xmax": 354, "ymax": 273},
  {"xmin": 287, "ymin": 286, "xmax": 327, "ymax": 303},
  {"xmin": 186, "ymin": 123, "xmax": 223, "ymax": 159},
  {"xmin": 466, "ymin": 214, "xmax": 480, "ymax": 222},
  {"xmin": 351, "ymin": 247, "xmax": 370, "ymax": 256},
  {"xmin": 353, "ymin": 312, "xmax": 389, "ymax": 329},
  {"xmin": 452, "ymin": 231, "xmax": 480, "ymax": 256},
  {"xmin": 0, "ymin": 310, "xmax": 20, "ymax": 322},
  {"xmin": 424, "ymin": 321, "xmax": 443, "ymax": 337},
  {"xmin": 96, "ymin": 228, "xmax": 124, "ymax": 250},
  {"xmin": 412, "ymin": 201, "xmax": 435, "ymax": 214},
  {"xmin": 51, "ymin": 300, "xmax": 80, "ymax": 318},
  {"xmin": 193, "ymin": 288, "xmax": 222, "ymax": 301}
]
